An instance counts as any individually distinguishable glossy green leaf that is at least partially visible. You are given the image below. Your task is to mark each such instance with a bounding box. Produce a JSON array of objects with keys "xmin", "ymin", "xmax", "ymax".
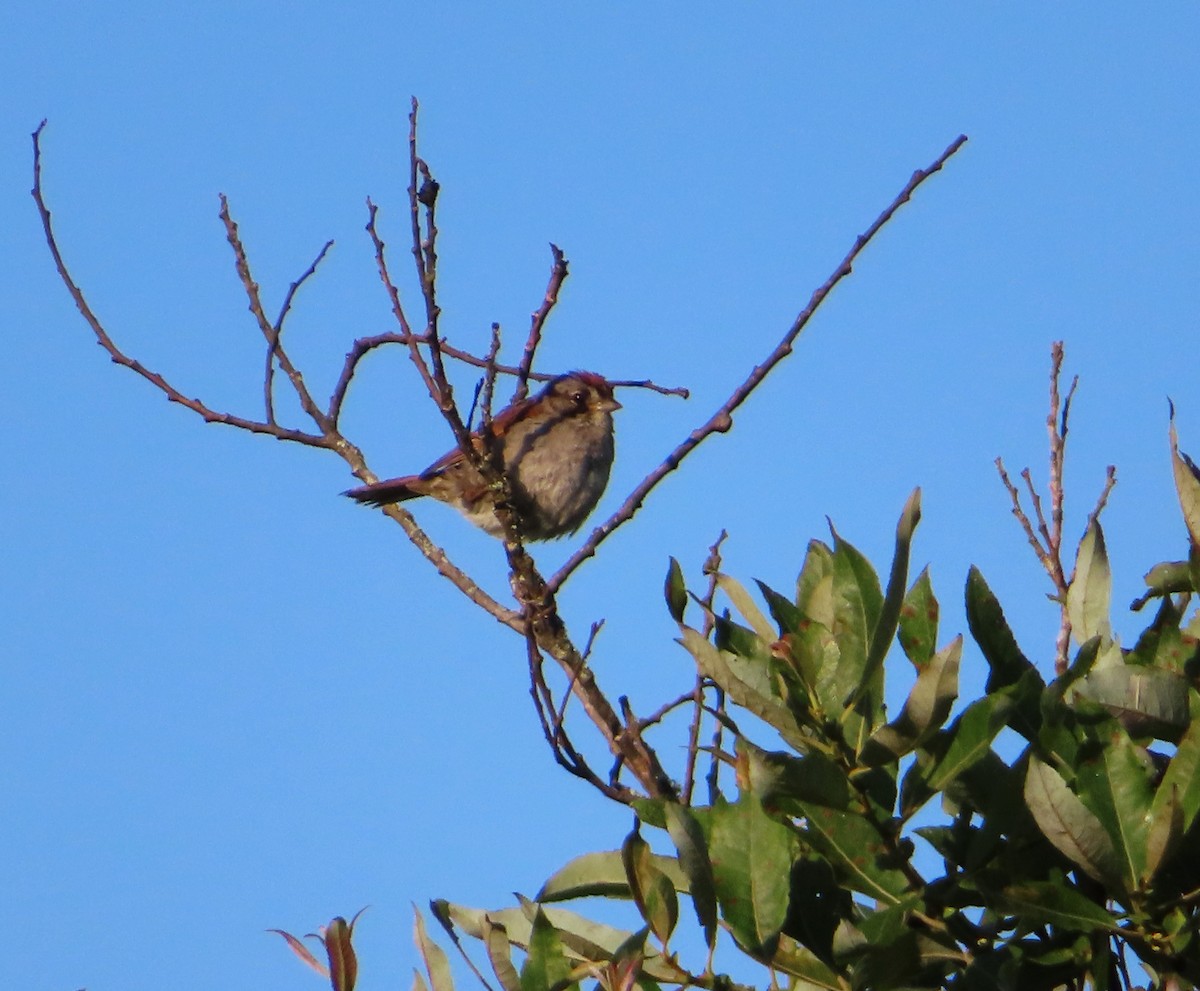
[
  {"xmin": 663, "ymin": 804, "xmax": 717, "ymax": 950},
  {"xmin": 708, "ymin": 796, "xmax": 794, "ymax": 952},
  {"xmin": 664, "ymin": 558, "xmax": 687, "ymax": 624},
  {"xmin": 997, "ymin": 878, "xmax": 1118, "ymax": 933},
  {"xmin": 861, "ymin": 635, "xmax": 961, "ymax": 765},
  {"xmin": 1066, "ymin": 519, "xmax": 1112, "ymax": 644},
  {"xmin": 966, "ymin": 566, "xmax": 1040, "ymax": 695},
  {"xmin": 1024, "ymin": 757, "xmax": 1122, "ymax": 886},
  {"xmin": 536, "ymin": 850, "xmax": 688, "ymax": 903},
  {"xmin": 898, "ymin": 566, "xmax": 939, "ymax": 668},
  {"xmin": 1133, "ymin": 560, "xmax": 1194, "ymax": 610},
  {"xmin": 1170, "ymin": 401, "xmax": 1200, "ymax": 548},
  {"xmin": 520, "ymin": 909, "xmax": 575, "ymax": 991}
]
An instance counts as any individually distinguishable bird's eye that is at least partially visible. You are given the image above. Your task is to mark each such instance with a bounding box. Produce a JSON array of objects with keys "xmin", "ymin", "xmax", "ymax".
[{"xmin": 571, "ymin": 391, "xmax": 586, "ymax": 405}]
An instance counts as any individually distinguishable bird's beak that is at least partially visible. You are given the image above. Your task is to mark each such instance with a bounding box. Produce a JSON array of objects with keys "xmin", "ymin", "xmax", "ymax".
[{"xmin": 600, "ymin": 396, "xmax": 622, "ymax": 413}]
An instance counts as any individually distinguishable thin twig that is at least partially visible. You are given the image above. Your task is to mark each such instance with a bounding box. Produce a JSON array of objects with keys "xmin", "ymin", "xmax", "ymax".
[
  {"xmin": 30, "ymin": 122, "xmax": 335, "ymax": 450},
  {"xmin": 512, "ymin": 244, "xmax": 568, "ymax": 403},
  {"xmin": 547, "ymin": 134, "xmax": 970, "ymax": 593},
  {"xmin": 266, "ymin": 239, "xmax": 335, "ymax": 425},
  {"xmin": 219, "ymin": 196, "xmax": 332, "ymax": 435}
]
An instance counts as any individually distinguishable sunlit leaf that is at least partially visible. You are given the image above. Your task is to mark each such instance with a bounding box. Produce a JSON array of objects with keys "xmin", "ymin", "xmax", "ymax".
[
  {"xmin": 414, "ymin": 909, "xmax": 452, "ymax": 991},
  {"xmin": 481, "ymin": 917, "xmax": 522, "ymax": 991},
  {"xmin": 536, "ymin": 850, "xmax": 688, "ymax": 902},
  {"xmin": 1066, "ymin": 519, "xmax": 1113, "ymax": 644},
  {"xmin": 716, "ymin": 573, "xmax": 776, "ymax": 642},
  {"xmin": 1076, "ymin": 664, "xmax": 1190, "ymax": 741},
  {"xmin": 1074, "ymin": 729, "xmax": 1155, "ymax": 891}
]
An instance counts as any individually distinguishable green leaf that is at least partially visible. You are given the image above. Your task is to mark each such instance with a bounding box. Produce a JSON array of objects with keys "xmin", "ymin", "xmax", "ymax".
[
  {"xmin": 1074, "ymin": 729, "xmax": 1156, "ymax": 891},
  {"xmin": 898, "ymin": 566, "xmax": 939, "ymax": 668},
  {"xmin": 1075, "ymin": 664, "xmax": 1191, "ymax": 741},
  {"xmin": 921, "ymin": 689, "xmax": 1014, "ymax": 794},
  {"xmin": 1170, "ymin": 401, "xmax": 1200, "ymax": 548},
  {"xmin": 791, "ymin": 803, "xmax": 910, "ymax": 904},
  {"xmin": 621, "ymin": 827, "xmax": 679, "ymax": 948},
  {"xmin": 663, "ymin": 804, "xmax": 718, "ymax": 950},
  {"xmin": 1144, "ymin": 783, "xmax": 1184, "ymax": 886},
  {"xmin": 768, "ymin": 935, "xmax": 846, "ymax": 988},
  {"xmin": 796, "ymin": 540, "xmax": 835, "ymax": 623},
  {"xmin": 536, "ymin": 850, "xmax": 688, "ymax": 903},
  {"xmin": 679, "ymin": 627, "xmax": 804, "ymax": 747},
  {"xmin": 716, "ymin": 573, "xmax": 776, "ymax": 642},
  {"xmin": 708, "ymin": 796, "xmax": 794, "ymax": 953},
  {"xmin": 1153, "ymin": 716, "xmax": 1200, "ymax": 834},
  {"xmin": 1066, "ymin": 519, "xmax": 1113, "ymax": 644},
  {"xmin": 996, "ymin": 878, "xmax": 1118, "ymax": 933},
  {"xmin": 861, "ymin": 635, "xmax": 961, "ymax": 765},
  {"xmin": 854, "ymin": 488, "xmax": 922, "ymax": 701},
  {"xmin": 663, "ymin": 558, "xmax": 687, "ymax": 624},
  {"xmin": 755, "ymin": 579, "xmax": 803, "ymax": 635},
  {"xmin": 966, "ymin": 566, "xmax": 1041, "ymax": 695},
  {"xmin": 1133, "ymin": 560, "xmax": 1194, "ymax": 611},
  {"xmin": 737, "ymin": 739, "xmax": 852, "ymax": 810},
  {"xmin": 1024, "ymin": 757, "xmax": 1122, "ymax": 886},
  {"xmin": 520, "ymin": 909, "xmax": 576, "ymax": 991}
]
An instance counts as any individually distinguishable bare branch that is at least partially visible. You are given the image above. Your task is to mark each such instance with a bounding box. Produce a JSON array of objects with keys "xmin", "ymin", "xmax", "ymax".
[
  {"xmin": 547, "ymin": 134, "xmax": 970, "ymax": 593},
  {"xmin": 266, "ymin": 239, "xmax": 335, "ymax": 425},
  {"xmin": 31, "ymin": 121, "xmax": 335, "ymax": 451},
  {"xmin": 512, "ymin": 244, "xmax": 568, "ymax": 403},
  {"xmin": 218, "ymin": 196, "xmax": 331, "ymax": 435}
]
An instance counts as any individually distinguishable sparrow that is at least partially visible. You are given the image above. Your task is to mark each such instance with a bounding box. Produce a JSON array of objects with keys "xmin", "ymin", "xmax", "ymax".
[{"xmin": 344, "ymin": 372, "xmax": 620, "ymax": 540}]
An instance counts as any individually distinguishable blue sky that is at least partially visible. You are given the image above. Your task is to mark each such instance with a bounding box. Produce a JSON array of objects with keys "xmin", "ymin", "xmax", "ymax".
[{"xmin": 4, "ymin": 4, "xmax": 1199, "ymax": 988}]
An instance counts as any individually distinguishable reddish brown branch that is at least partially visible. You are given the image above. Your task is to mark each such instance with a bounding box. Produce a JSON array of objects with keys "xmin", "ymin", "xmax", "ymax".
[
  {"xmin": 547, "ymin": 134, "xmax": 970, "ymax": 593},
  {"xmin": 266, "ymin": 239, "xmax": 335, "ymax": 424},
  {"xmin": 219, "ymin": 196, "xmax": 332, "ymax": 435},
  {"xmin": 31, "ymin": 121, "xmax": 334, "ymax": 451},
  {"xmin": 512, "ymin": 244, "xmax": 568, "ymax": 403}
]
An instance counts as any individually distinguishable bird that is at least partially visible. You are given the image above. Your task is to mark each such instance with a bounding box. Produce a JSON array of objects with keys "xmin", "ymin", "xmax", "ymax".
[{"xmin": 344, "ymin": 371, "xmax": 620, "ymax": 540}]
